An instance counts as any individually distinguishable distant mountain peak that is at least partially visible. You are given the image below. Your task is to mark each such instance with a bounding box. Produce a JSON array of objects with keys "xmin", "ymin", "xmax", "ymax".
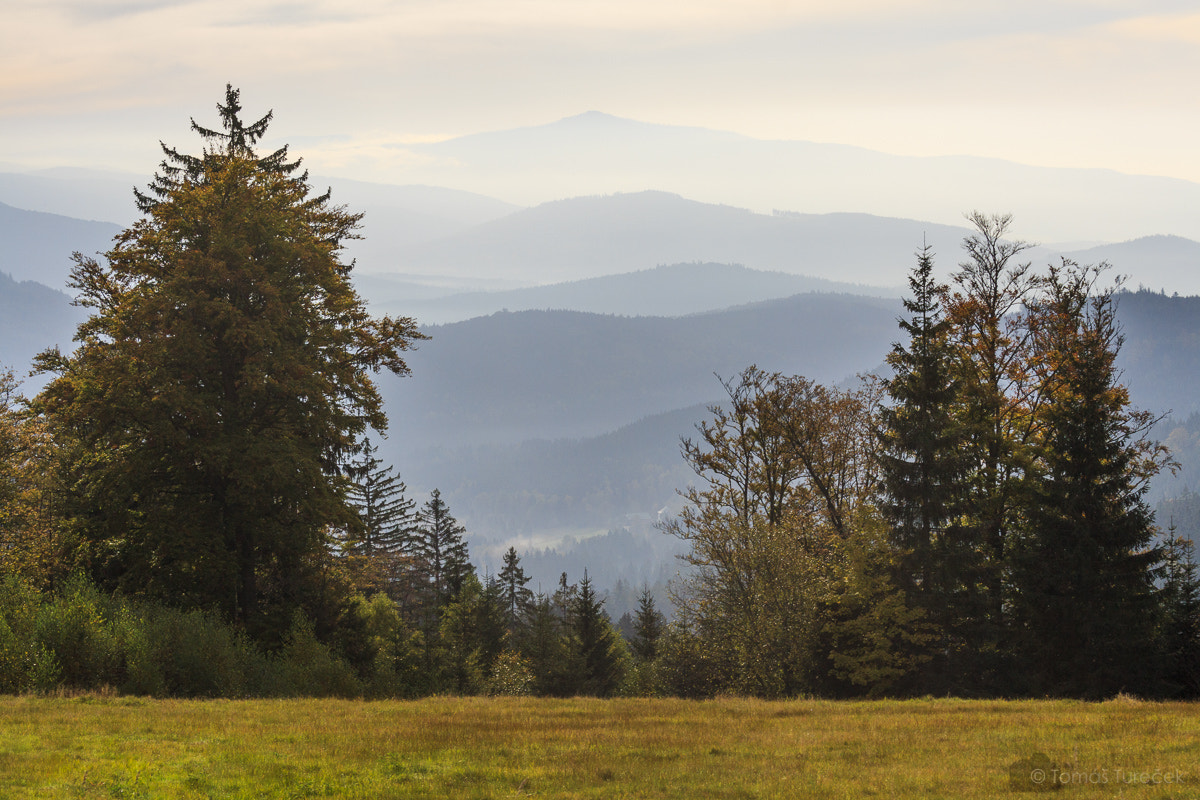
[{"xmin": 560, "ymin": 110, "xmax": 625, "ymax": 123}]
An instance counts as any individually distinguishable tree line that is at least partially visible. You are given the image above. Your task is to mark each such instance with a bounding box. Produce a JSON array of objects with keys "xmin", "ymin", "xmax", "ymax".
[{"xmin": 0, "ymin": 87, "xmax": 1195, "ymax": 699}]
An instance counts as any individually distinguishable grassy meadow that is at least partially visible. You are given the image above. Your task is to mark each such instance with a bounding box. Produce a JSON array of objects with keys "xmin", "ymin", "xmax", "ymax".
[{"xmin": 0, "ymin": 694, "xmax": 1194, "ymax": 799}]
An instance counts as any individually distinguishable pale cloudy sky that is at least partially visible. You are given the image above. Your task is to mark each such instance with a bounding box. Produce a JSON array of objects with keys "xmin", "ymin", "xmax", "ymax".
[{"xmin": 4, "ymin": 0, "xmax": 1200, "ymax": 187}]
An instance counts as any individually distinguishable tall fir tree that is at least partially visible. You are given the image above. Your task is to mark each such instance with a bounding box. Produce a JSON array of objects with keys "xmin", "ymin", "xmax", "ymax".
[
  {"xmin": 570, "ymin": 572, "xmax": 628, "ymax": 696},
  {"xmin": 630, "ymin": 585, "xmax": 665, "ymax": 663},
  {"xmin": 412, "ymin": 489, "xmax": 474, "ymax": 610},
  {"xmin": 1011, "ymin": 263, "xmax": 1167, "ymax": 696},
  {"xmin": 524, "ymin": 592, "xmax": 575, "ymax": 696},
  {"xmin": 1158, "ymin": 529, "xmax": 1200, "ymax": 697},
  {"xmin": 342, "ymin": 438, "xmax": 416, "ymax": 596},
  {"xmin": 496, "ymin": 546, "xmax": 534, "ymax": 642},
  {"xmin": 878, "ymin": 245, "xmax": 976, "ymax": 690},
  {"xmin": 134, "ymin": 84, "xmax": 303, "ymax": 214},
  {"xmin": 435, "ymin": 572, "xmax": 504, "ymax": 694}
]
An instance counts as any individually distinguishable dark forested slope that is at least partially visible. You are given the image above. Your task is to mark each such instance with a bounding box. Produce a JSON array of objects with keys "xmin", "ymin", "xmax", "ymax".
[
  {"xmin": 380, "ymin": 291, "xmax": 902, "ymax": 456},
  {"xmin": 0, "ymin": 272, "xmax": 83, "ymax": 380},
  {"xmin": 0, "ymin": 202, "xmax": 121, "ymax": 291}
]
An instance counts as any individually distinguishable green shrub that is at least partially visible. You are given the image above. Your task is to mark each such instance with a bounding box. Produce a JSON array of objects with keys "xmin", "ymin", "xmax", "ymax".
[
  {"xmin": 347, "ymin": 594, "xmax": 427, "ymax": 698},
  {"xmin": 0, "ymin": 575, "xmax": 59, "ymax": 692},
  {"xmin": 112, "ymin": 603, "xmax": 259, "ymax": 698},
  {"xmin": 654, "ymin": 624, "xmax": 721, "ymax": 699},
  {"xmin": 270, "ymin": 612, "xmax": 362, "ymax": 698},
  {"xmin": 618, "ymin": 660, "xmax": 664, "ymax": 698},
  {"xmin": 111, "ymin": 605, "xmax": 165, "ymax": 696},
  {"xmin": 35, "ymin": 576, "xmax": 120, "ymax": 689},
  {"xmin": 486, "ymin": 650, "xmax": 534, "ymax": 696}
]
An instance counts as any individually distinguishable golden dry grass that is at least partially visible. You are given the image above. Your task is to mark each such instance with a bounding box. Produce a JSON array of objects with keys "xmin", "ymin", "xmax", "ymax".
[{"xmin": 0, "ymin": 694, "xmax": 1194, "ymax": 798}]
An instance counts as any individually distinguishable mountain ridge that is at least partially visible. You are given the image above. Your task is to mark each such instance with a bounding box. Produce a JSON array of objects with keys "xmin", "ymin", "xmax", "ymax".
[{"xmin": 396, "ymin": 112, "xmax": 1200, "ymax": 244}]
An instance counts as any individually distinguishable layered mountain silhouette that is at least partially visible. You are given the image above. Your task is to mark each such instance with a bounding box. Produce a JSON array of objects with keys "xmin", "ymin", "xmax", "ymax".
[
  {"xmin": 5, "ymin": 143, "xmax": 1200, "ymax": 557},
  {"xmin": 365, "ymin": 262, "xmax": 892, "ymax": 325},
  {"xmin": 397, "ymin": 111, "xmax": 1200, "ymax": 245},
  {"xmin": 0, "ymin": 201, "xmax": 122, "ymax": 291}
]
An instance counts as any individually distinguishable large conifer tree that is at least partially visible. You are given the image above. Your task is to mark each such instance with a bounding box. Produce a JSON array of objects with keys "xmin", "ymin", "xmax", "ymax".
[
  {"xmin": 571, "ymin": 573, "xmax": 627, "ymax": 696},
  {"xmin": 345, "ymin": 439, "xmax": 415, "ymax": 558},
  {"xmin": 1159, "ymin": 531, "xmax": 1200, "ymax": 697},
  {"xmin": 878, "ymin": 245, "xmax": 980, "ymax": 689},
  {"xmin": 34, "ymin": 86, "xmax": 426, "ymax": 640},
  {"xmin": 134, "ymin": 85, "xmax": 302, "ymax": 214},
  {"xmin": 879, "ymin": 246, "xmax": 967, "ymax": 591},
  {"xmin": 630, "ymin": 585, "xmax": 665, "ymax": 663},
  {"xmin": 496, "ymin": 546, "xmax": 534, "ymax": 641},
  {"xmin": 1012, "ymin": 263, "xmax": 1166, "ymax": 696}
]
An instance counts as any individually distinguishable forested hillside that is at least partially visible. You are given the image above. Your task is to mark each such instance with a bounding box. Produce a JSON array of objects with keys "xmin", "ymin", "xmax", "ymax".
[
  {"xmin": 380, "ymin": 292, "xmax": 901, "ymax": 454},
  {"xmin": 0, "ymin": 202, "xmax": 121, "ymax": 290},
  {"xmin": 0, "ymin": 273, "xmax": 83, "ymax": 381}
]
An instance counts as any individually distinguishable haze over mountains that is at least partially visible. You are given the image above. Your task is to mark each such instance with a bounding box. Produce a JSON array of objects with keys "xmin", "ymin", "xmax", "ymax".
[
  {"xmin": 363, "ymin": 263, "xmax": 888, "ymax": 325},
  {"xmin": 5, "ymin": 111, "xmax": 1200, "ymax": 586},
  {"xmin": 8, "ymin": 180, "xmax": 1200, "ymax": 305},
  {"xmin": 386, "ymin": 192, "xmax": 970, "ymax": 285},
  {"xmin": 397, "ymin": 112, "xmax": 1200, "ymax": 245},
  {"xmin": 0, "ymin": 274, "xmax": 84, "ymax": 382},
  {"xmin": 0, "ymin": 201, "xmax": 122, "ymax": 290},
  {"xmin": 378, "ymin": 290, "xmax": 903, "ymax": 454}
]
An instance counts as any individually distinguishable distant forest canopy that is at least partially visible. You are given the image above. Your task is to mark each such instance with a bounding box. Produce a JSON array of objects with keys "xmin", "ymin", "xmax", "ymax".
[{"xmin": 0, "ymin": 88, "xmax": 1198, "ymax": 699}]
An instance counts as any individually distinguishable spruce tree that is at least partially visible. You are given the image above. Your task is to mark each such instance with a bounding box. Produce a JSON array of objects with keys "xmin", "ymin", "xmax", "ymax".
[
  {"xmin": 1159, "ymin": 530, "xmax": 1200, "ymax": 697},
  {"xmin": 135, "ymin": 84, "xmax": 303, "ymax": 214},
  {"xmin": 879, "ymin": 247, "xmax": 965, "ymax": 585},
  {"xmin": 571, "ymin": 572, "xmax": 627, "ymax": 696},
  {"xmin": 518, "ymin": 593, "xmax": 562, "ymax": 695},
  {"xmin": 878, "ymin": 245, "xmax": 975, "ymax": 690},
  {"xmin": 412, "ymin": 489, "xmax": 474, "ymax": 609},
  {"xmin": 435, "ymin": 573, "xmax": 500, "ymax": 693},
  {"xmin": 342, "ymin": 438, "xmax": 416, "ymax": 595},
  {"xmin": 1012, "ymin": 263, "xmax": 1167, "ymax": 696},
  {"xmin": 346, "ymin": 439, "xmax": 415, "ymax": 555},
  {"xmin": 496, "ymin": 546, "xmax": 534, "ymax": 641},
  {"xmin": 631, "ymin": 585, "xmax": 665, "ymax": 663}
]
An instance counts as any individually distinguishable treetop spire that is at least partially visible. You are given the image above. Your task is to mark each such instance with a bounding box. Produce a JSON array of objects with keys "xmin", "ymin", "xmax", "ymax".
[{"xmin": 134, "ymin": 83, "xmax": 303, "ymax": 214}]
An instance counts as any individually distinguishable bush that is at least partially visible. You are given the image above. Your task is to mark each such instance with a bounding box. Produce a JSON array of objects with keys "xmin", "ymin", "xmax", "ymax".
[
  {"xmin": 486, "ymin": 650, "xmax": 534, "ymax": 696},
  {"xmin": 35, "ymin": 576, "xmax": 121, "ymax": 690},
  {"xmin": 618, "ymin": 660, "xmax": 663, "ymax": 698},
  {"xmin": 654, "ymin": 624, "xmax": 722, "ymax": 699},
  {"xmin": 115, "ymin": 603, "xmax": 260, "ymax": 697},
  {"xmin": 269, "ymin": 611, "xmax": 362, "ymax": 698},
  {"xmin": 0, "ymin": 576, "xmax": 59, "ymax": 692},
  {"xmin": 350, "ymin": 593, "xmax": 427, "ymax": 699}
]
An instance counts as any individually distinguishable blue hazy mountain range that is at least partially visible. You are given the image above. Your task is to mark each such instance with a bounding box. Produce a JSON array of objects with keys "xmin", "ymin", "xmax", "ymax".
[
  {"xmin": 396, "ymin": 111, "xmax": 1200, "ymax": 245},
  {"xmin": 4, "ymin": 149, "xmax": 1200, "ymax": 571}
]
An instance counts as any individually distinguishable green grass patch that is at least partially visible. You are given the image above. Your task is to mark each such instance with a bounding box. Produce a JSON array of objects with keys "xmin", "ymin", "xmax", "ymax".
[{"xmin": 0, "ymin": 695, "xmax": 1194, "ymax": 798}]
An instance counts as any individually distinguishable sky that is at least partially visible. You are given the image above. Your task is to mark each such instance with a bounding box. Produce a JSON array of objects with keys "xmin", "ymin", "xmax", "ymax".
[{"xmin": 4, "ymin": 0, "xmax": 1200, "ymax": 189}]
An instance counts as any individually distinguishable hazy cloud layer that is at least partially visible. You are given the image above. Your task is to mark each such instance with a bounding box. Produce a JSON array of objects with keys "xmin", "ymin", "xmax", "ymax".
[{"xmin": 4, "ymin": 0, "xmax": 1199, "ymax": 198}]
